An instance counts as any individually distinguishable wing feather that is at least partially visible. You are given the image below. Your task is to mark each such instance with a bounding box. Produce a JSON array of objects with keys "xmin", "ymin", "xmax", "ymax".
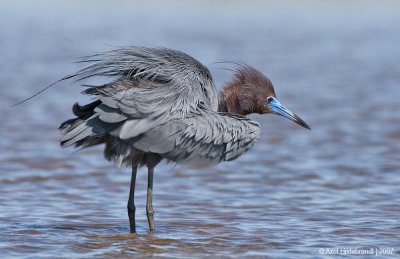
[
  {"xmin": 73, "ymin": 47, "xmax": 219, "ymax": 114},
  {"xmin": 94, "ymin": 104, "xmax": 127, "ymax": 123}
]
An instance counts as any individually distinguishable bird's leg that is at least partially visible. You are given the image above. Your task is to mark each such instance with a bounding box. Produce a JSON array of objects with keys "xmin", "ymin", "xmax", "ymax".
[
  {"xmin": 127, "ymin": 164, "xmax": 138, "ymax": 232},
  {"xmin": 146, "ymin": 165, "xmax": 155, "ymax": 231}
]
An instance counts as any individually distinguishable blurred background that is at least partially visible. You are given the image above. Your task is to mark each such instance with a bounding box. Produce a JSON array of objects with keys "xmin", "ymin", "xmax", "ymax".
[{"xmin": 1, "ymin": 0, "xmax": 399, "ymax": 258}]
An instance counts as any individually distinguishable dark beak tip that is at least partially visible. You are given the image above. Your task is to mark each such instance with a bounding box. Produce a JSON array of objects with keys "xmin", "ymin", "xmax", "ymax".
[
  {"xmin": 301, "ymin": 120, "xmax": 311, "ymax": 130},
  {"xmin": 299, "ymin": 122, "xmax": 311, "ymax": 130},
  {"xmin": 293, "ymin": 115, "xmax": 311, "ymax": 130}
]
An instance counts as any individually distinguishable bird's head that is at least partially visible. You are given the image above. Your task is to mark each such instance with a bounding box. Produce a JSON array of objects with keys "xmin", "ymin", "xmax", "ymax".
[{"xmin": 219, "ymin": 65, "xmax": 310, "ymax": 130}]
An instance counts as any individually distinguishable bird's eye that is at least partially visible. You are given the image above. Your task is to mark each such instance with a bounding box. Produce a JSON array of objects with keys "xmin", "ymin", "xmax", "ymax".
[{"xmin": 267, "ymin": 97, "xmax": 274, "ymax": 103}]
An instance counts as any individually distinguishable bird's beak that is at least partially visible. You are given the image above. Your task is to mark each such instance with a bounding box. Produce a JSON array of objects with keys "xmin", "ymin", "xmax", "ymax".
[{"xmin": 268, "ymin": 97, "xmax": 311, "ymax": 130}]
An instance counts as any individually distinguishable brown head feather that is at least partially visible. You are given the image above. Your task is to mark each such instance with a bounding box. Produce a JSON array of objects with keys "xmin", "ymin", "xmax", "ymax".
[{"xmin": 219, "ymin": 65, "xmax": 276, "ymax": 115}]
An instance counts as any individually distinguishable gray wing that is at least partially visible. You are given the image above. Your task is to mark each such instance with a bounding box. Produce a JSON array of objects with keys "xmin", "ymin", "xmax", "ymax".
[
  {"xmin": 61, "ymin": 47, "xmax": 221, "ymax": 144},
  {"xmin": 71, "ymin": 47, "xmax": 219, "ymax": 113}
]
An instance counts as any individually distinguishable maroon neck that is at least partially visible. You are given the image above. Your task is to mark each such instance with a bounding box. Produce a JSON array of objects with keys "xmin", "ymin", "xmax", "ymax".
[{"xmin": 218, "ymin": 82, "xmax": 247, "ymax": 115}]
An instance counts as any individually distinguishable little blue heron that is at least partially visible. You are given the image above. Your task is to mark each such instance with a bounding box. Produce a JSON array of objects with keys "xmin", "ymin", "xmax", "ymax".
[{"xmin": 57, "ymin": 47, "xmax": 310, "ymax": 232}]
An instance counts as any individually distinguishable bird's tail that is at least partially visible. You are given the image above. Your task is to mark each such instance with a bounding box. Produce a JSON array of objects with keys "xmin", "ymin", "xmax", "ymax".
[{"xmin": 59, "ymin": 100, "xmax": 105, "ymax": 148}]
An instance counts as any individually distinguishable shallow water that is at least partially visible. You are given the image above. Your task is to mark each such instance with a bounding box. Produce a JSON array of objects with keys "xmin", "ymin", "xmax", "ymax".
[{"xmin": 1, "ymin": 0, "xmax": 400, "ymax": 258}]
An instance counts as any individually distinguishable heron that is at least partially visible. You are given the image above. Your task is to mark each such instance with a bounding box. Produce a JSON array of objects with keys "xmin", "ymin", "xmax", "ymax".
[{"xmin": 57, "ymin": 47, "xmax": 310, "ymax": 232}]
